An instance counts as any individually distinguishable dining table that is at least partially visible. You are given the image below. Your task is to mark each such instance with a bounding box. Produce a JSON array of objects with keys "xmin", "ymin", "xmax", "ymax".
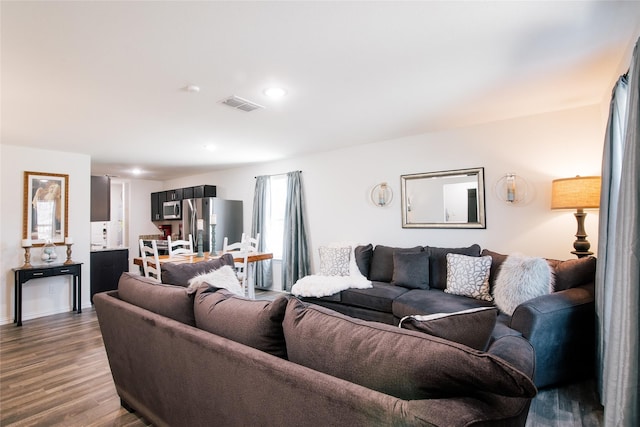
[{"xmin": 133, "ymin": 251, "xmax": 273, "ymax": 269}]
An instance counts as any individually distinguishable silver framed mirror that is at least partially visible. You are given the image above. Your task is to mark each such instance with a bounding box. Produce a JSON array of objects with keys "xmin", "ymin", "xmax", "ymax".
[{"xmin": 401, "ymin": 167, "xmax": 486, "ymax": 229}]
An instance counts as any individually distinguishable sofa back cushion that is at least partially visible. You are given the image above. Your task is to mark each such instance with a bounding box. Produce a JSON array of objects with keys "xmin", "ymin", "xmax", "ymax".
[
  {"xmin": 194, "ymin": 288, "xmax": 289, "ymax": 358},
  {"xmin": 369, "ymin": 245, "xmax": 423, "ymax": 282},
  {"xmin": 283, "ymin": 298, "xmax": 536, "ymax": 400},
  {"xmin": 546, "ymin": 256, "xmax": 596, "ymax": 291},
  {"xmin": 391, "ymin": 251, "xmax": 430, "ymax": 289},
  {"xmin": 481, "ymin": 249, "xmax": 596, "ymax": 292},
  {"xmin": 161, "ymin": 253, "xmax": 235, "ymax": 286},
  {"xmin": 425, "ymin": 244, "xmax": 481, "ymax": 290},
  {"xmin": 353, "ymin": 244, "xmax": 373, "ymax": 277},
  {"xmin": 117, "ymin": 272, "xmax": 195, "ymax": 326}
]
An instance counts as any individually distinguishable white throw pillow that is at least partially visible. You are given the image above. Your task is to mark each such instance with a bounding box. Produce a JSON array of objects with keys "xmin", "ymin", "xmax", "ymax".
[
  {"xmin": 319, "ymin": 246, "xmax": 351, "ymax": 276},
  {"xmin": 187, "ymin": 265, "xmax": 243, "ymax": 296},
  {"xmin": 493, "ymin": 254, "xmax": 554, "ymax": 315},
  {"xmin": 444, "ymin": 253, "xmax": 493, "ymax": 301}
]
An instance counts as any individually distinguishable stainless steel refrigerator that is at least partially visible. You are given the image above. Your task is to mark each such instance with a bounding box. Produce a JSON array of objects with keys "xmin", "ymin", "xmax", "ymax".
[{"xmin": 182, "ymin": 198, "xmax": 243, "ymax": 254}]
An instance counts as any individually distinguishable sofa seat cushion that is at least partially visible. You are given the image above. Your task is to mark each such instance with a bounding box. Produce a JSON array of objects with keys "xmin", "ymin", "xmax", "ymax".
[
  {"xmin": 392, "ymin": 288, "xmax": 494, "ymax": 320},
  {"xmin": 341, "ymin": 281, "xmax": 410, "ymax": 313},
  {"xmin": 117, "ymin": 272, "xmax": 195, "ymax": 326},
  {"xmin": 283, "ymin": 298, "xmax": 537, "ymax": 400},
  {"xmin": 194, "ymin": 288, "xmax": 289, "ymax": 358}
]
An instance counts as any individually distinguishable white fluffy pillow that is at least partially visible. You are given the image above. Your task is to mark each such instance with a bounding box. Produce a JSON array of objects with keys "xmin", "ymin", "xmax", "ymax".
[
  {"xmin": 187, "ymin": 265, "xmax": 243, "ymax": 296},
  {"xmin": 493, "ymin": 254, "xmax": 554, "ymax": 315}
]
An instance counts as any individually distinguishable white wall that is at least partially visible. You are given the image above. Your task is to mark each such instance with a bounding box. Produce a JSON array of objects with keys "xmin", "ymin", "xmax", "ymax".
[
  {"xmin": 125, "ymin": 178, "xmax": 164, "ymax": 272},
  {"xmin": 1, "ymin": 145, "xmax": 91, "ymax": 325},
  {"xmin": 164, "ymin": 104, "xmax": 606, "ymax": 278}
]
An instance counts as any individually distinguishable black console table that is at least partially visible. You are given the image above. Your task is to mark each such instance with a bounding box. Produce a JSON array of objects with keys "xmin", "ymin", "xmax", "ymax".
[{"xmin": 12, "ymin": 262, "xmax": 82, "ymax": 326}]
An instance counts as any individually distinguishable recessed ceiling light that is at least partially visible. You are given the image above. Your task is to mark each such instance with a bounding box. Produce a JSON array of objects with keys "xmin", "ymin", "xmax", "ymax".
[
  {"xmin": 131, "ymin": 168, "xmax": 142, "ymax": 175},
  {"xmin": 204, "ymin": 144, "xmax": 216, "ymax": 152},
  {"xmin": 183, "ymin": 84, "xmax": 200, "ymax": 93},
  {"xmin": 264, "ymin": 87, "xmax": 287, "ymax": 99}
]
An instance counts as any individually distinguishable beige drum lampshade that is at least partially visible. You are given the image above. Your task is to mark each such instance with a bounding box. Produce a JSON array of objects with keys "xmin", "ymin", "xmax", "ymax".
[{"xmin": 551, "ymin": 176, "xmax": 601, "ymax": 210}]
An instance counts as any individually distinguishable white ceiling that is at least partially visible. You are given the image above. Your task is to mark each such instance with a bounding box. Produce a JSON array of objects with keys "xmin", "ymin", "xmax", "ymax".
[{"xmin": 2, "ymin": 1, "xmax": 640, "ymax": 180}]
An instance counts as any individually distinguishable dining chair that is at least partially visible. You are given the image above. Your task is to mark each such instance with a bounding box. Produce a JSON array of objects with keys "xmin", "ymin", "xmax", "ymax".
[
  {"xmin": 167, "ymin": 234, "xmax": 193, "ymax": 257},
  {"xmin": 139, "ymin": 239, "xmax": 162, "ymax": 282},
  {"xmin": 222, "ymin": 235, "xmax": 252, "ymax": 298}
]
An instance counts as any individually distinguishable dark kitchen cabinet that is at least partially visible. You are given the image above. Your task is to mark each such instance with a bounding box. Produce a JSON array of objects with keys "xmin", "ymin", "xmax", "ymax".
[
  {"xmin": 90, "ymin": 248, "xmax": 128, "ymax": 302},
  {"xmin": 166, "ymin": 188, "xmax": 183, "ymax": 201},
  {"xmin": 91, "ymin": 176, "xmax": 111, "ymax": 222},
  {"xmin": 151, "ymin": 185, "xmax": 217, "ymax": 222},
  {"xmin": 193, "ymin": 185, "xmax": 216, "ymax": 198},
  {"xmin": 182, "ymin": 186, "xmax": 194, "ymax": 199},
  {"xmin": 151, "ymin": 192, "xmax": 163, "ymax": 221}
]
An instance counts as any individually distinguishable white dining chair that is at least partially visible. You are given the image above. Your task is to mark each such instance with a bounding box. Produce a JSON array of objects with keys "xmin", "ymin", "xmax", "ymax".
[
  {"xmin": 222, "ymin": 235, "xmax": 252, "ymax": 298},
  {"xmin": 167, "ymin": 234, "xmax": 193, "ymax": 257},
  {"xmin": 139, "ymin": 239, "xmax": 162, "ymax": 282}
]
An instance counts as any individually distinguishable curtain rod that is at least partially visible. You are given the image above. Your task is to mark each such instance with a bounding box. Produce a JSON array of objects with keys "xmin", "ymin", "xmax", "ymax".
[{"xmin": 255, "ymin": 170, "xmax": 302, "ymax": 178}]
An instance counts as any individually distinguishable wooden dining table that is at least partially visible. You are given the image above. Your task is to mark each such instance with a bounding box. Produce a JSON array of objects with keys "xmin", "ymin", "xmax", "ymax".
[{"xmin": 133, "ymin": 251, "xmax": 273, "ymax": 269}]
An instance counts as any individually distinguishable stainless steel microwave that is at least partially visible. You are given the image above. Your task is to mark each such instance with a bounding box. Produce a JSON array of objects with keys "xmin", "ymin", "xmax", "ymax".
[{"xmin": 163, "ymin": 200, "xmax": 181, "ymax": 219}]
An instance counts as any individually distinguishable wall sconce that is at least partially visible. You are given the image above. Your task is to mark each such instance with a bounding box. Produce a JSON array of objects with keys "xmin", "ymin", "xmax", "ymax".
[
  {"xmin": 495, "ymin": 173, "xmax": 528, "ymax": 204},
  {"xmin": 551, "ymin": 175, "xmax": 601, "ymax": 258},
  {"xmin": 371, "ymin": 182, "xmax": 393, "ymax": 207}
]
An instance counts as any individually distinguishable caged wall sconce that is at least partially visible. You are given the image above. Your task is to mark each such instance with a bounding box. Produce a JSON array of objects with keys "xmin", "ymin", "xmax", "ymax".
[
  {"xmin": 371, "ymin": 182, "xmax": 393, "ymax": 207},
  {"xmin": 495, "ymin": 173, "xmax": 529, "ymax": 205}
]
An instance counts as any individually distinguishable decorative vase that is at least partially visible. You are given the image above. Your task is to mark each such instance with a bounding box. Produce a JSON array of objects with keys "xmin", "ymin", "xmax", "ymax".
[{"xmin": 41, "ymin": 240, "xmax": 58, "ymax": 263}]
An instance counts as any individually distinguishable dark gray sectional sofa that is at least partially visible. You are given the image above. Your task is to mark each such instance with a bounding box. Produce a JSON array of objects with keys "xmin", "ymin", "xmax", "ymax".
[
  {"xmin": 95, "ymin": 267, "xmax": 538, "ymax": 426},
  {"xmin": 302, "ymin": 244, "xmax": 597, "ymax": 389}
]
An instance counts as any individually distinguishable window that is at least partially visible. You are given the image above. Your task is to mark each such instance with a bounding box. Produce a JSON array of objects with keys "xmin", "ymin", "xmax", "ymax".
[{"xmin": 266, "ymin": 175, "xmax": 287, "ymax": 259}]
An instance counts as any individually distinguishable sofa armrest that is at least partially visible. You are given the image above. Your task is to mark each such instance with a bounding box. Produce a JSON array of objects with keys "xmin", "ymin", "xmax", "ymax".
[{"xmin": 509, "ymin": 283, "xmax": 595, "ymax": 388}]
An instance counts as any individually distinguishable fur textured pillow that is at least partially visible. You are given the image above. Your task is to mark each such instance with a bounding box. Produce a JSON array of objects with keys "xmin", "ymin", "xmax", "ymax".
[
  {"xmin": 493, "ymin": 254, "xmax": 554, "ymax": 315},
  {"xmin": 187, "ymin": 265, "xmax": 243, "ymax": 296}
]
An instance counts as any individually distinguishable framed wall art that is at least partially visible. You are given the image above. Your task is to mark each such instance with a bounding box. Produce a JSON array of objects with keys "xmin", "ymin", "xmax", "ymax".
[{"xmin": 23, "ymin": 171, "xmax": 69, "ymax": 246}]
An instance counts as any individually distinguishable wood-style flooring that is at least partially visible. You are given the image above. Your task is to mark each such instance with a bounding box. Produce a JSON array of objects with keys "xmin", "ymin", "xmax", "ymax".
[{"xmin": 1, "ymin": 307, "xmax": 603, "ymax": 426}]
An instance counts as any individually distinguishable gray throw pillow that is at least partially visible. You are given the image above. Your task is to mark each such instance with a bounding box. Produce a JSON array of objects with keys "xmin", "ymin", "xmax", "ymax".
[
  {"xmin": 161, "ymin": 253, "xmax": 235, "ymax": 286},
  {"xmin": 369, "ymin": 245, "xmax": 423, "ymax": 282},
  {"xmin": 399, "ymin": 307, "xmax": 498, "ymax": 351},
  {"xmin": 283, "ymin": 298, "xmax": 536, "ymax": 400},
  {"xmin": 194, "ymin": 289, "xmax": 289, "ymax": 358},
  {"xmin": 117, "ymin": 272, "xmax": 195, "ymax": 326},
  {"xmin": 391, "ymin": 251, "xmax": 430, "ymax": 289}
]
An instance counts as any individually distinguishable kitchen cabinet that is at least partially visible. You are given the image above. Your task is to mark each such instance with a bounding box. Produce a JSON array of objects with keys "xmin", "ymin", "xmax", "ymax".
[
  {"xmin": 193, "ymin": 185, "xmax": 216, "ymax": 198},
  {"xmin": 151, "ymin": 185, "xmax": 217, "ymax": 222},
  {"xmin": 166, "ymin": 188, "xmax": 183, "ymax": 201},
  {"xmin": 182, "ymin": 186, "xmax": 194, "ymax": 199},
  {"xmin": 91, "ymin": 176, "xmax": 111, "ymax": 222},
  {"xmin": 151, "ymin": 192, "xmax": 163, "ymax": 221},
  {"xmin": 90, "ymin": 248, "xmax": 128, "ymax": 302}
]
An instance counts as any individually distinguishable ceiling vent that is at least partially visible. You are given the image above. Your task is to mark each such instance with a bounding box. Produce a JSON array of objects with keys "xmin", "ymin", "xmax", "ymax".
[{"xmin": 219, "ymin": 95, "xmax": 264, "ymax": 112}]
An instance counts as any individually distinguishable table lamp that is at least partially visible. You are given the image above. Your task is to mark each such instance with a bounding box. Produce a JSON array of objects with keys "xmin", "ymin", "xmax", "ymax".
[{"xmin": 551, "ymin": 176, "xmax": 601, "ymax": 258}]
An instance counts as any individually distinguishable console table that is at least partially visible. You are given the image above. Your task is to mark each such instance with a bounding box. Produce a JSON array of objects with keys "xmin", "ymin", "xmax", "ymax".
[{"xmin": 12, "ymin": 262, "xmax": 82, "ymax": 326}]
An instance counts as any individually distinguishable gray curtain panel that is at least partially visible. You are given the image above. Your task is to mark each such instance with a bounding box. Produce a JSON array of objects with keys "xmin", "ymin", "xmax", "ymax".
[
  {"xmin": 596, "ymin": 38, "xmax": 640, "ymax": 426},
  {"xmin": 282, "ymin": 171, "xmax": 310, "ymax": 291},
  {"xmin": 252, "ymin": 175, "xmax": 272, "ymax": 289}
]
